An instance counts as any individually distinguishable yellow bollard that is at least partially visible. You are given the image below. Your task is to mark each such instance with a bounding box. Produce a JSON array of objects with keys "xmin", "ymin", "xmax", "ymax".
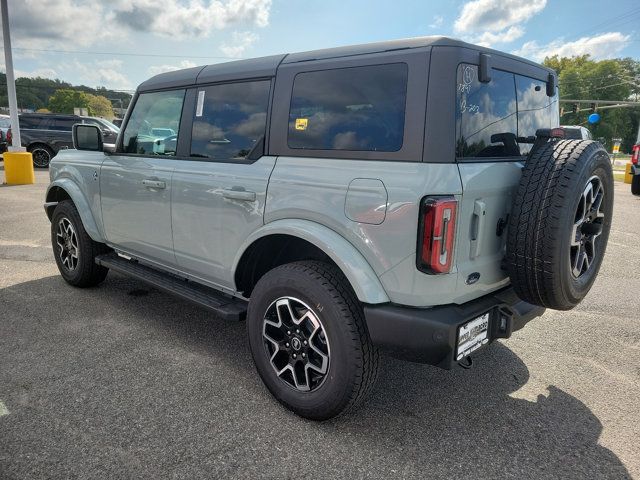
[
  {"xmin": 3, "ymin": 151, "xmax": 35, "ymax": 185},
  {"xmin": 624, "ymin": 163, "xmax": 633, "ymax": 184}
]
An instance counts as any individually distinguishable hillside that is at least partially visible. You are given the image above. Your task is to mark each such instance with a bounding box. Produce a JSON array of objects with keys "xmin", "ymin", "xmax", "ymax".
[{"xmin": 0, "ymin": 72, "xmax": 132, "ymax": 112}]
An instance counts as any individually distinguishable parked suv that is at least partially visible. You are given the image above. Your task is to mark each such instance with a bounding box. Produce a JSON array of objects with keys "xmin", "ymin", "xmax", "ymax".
[
  {"xmin": 44, "ymin": 37, "xmax": 613, "ymax": 420},
  {"xmin": 8, "ymin": 113, "xmax": 119, "ymax": 168}
]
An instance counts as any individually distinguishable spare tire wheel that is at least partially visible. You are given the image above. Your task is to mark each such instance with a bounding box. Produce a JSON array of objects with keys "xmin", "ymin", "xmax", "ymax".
[{"xmin": 506, "ymin": 140, "xmax": 613, "ymax": 310}]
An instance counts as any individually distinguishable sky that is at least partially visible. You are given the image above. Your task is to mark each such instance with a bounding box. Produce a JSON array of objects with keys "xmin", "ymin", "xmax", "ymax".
[{"xmin": 0, "ymin": 0, "xmax": 638, "ymax": 93}]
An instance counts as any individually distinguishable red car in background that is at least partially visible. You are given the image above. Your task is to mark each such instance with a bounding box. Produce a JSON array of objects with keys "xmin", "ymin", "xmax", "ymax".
[{"xmin": 632, "ymin": 143, "xmax": 640, "ymax": 195}]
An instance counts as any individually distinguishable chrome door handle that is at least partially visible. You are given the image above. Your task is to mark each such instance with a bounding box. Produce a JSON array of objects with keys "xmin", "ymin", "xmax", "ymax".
[
  {"xmin": 222, "ymin": 189, "xmax": 256, "ymax": 201},
  {"xmin": 142, "ymin": 179, "xmax": 166, "ymax": 189}
]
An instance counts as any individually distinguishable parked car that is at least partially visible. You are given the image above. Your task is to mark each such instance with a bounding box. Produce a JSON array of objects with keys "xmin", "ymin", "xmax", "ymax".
[
  {"xmin": 0, "ymin": 114, "xmax": 10, "ymax": 153},
  {"xmin": 44, "ymin": 37, "xmax": 613, "ymax": 420},
  {"xmin": 558, "ymin": 125, "xmax": 593, "ymax": 140},
  {"xmin": 632, "ymin": 143, "xmax": 640, "ymax": 195},
  {"xmin": 8, "ymin": 113, "xmax": 119, "ymax": 168}
]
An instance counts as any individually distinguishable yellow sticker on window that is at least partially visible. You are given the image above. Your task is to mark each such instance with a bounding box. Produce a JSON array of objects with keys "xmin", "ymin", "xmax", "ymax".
[{"xmin": 295, "ymin": 118, "xmax": 308, "ymax": 130}]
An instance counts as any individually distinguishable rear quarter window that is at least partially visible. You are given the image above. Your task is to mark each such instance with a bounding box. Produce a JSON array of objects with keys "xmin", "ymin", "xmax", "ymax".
[{"xmin": 288, "ymin": 63, "xmax": 408, "ymax": 152}]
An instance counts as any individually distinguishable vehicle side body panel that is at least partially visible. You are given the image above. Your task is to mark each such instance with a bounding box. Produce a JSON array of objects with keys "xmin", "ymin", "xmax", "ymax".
[
  {"xmin": 171, "ymin": 156, "xmax": 277, "ymax": 288},
  {"xmin": 233, "ymin": 219, "xmax": 390, "ymax": 304},
  {"xmin": 100, "ymin": 155, "xmax": 180, "ymax": 266}
]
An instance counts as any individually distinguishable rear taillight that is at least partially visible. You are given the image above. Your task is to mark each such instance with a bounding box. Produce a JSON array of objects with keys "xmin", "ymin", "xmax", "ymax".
[
  {"xmin": 632, "ymin": 145, "xmax": 639, "ymax": 165},
  {"xmin": 550, "ymin": 127, "xmax": 565, "ymax": 138},
  {"xmin": 6, "ymin": 128, "xmax": 11, "ymax": 144},
  {"xmin": 417, "ymin": 196, "xmax": 457, "ymax": 274}
]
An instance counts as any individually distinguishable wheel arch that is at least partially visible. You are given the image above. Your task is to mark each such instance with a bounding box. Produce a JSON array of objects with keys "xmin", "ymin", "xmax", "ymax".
[
  {"xmin": 233, "ymin": 220, "xmax": 389, "ymax": 304},
  {"xmin": 45, "ymin": 179, "xmax": 104, "ymax": 243}
]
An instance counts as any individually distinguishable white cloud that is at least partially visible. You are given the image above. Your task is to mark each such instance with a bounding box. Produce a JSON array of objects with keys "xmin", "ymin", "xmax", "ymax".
[
  {"xmin": 148, "ymin": 60, "xmax": 199, "ymax": 76},
  {"xmin": 454, "ymin": 0, "xmax": 547, "ymax": 33},
  {"xmin": 15, "ymin": 68, "xmax": 60, "ymax": 79},
  {"xmin": 512, "ymin": 32, "xmax": 631, "ymax": 61},
  {"xmin": 5, "ymin": 0, "xmax": 119, "ymax": 49},
  {"xmin": 220, "ymin": 31, "xmax": 259, "ymax": 58},
  {"xmin": 475, "ymin": 25, "xmax": 524, "ymax": 46},
  {"xmin": 113, "ymin": 0, "xmax": 272, "ymax": 39},
  {"xmin": 70, "ymin": 59, "xmax": 132, "ymax": 90},
  {"xmin": 2, "ymin": 1, "xmax": 273, "ymax": 48},
  {"xmin": 429, "ymin": 15, "xmax": 444, "ymax": 29}
]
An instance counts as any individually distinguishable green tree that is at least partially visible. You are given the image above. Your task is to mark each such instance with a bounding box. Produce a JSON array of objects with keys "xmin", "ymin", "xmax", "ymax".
[
  {"xmin": 86, "ymin": 94, "xmax": 114, "ymax": 119},
  {"xmin": 48, "ymin": 89, "xmax": 90, "ymax": 114},
  {"xmin": 544, "ymin": 55, "xmax": 640, "ymax": 152}
]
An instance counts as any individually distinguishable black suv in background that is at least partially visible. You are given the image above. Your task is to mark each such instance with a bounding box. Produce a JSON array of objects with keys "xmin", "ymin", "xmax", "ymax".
[{"xmin": 7, "ymin": 113, "xmax": 119, "ymax": 167}]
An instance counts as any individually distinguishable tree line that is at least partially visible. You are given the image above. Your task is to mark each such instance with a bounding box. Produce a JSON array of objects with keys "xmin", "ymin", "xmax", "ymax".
[
  {"xmin": 0, "ymin": 72, "xmax": 132, "ymax": 119},
  {"xmin": 544, "ymin": 55, "xmax": 640, "ymax": 152}
]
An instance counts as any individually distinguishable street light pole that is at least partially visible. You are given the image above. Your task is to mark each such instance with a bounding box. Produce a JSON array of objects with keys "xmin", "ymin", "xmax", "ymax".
[{"xmin": 1, "ymin": 0, "xmax": 23, "ymax": 151}]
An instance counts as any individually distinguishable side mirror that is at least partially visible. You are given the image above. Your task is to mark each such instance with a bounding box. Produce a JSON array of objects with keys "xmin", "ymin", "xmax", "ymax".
[{"xmin": 73, "ymin": 124, "xmax": 103, "ymax": 151}]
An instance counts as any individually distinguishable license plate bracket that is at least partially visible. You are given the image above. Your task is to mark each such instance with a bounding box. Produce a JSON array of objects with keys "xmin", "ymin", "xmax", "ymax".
[{"xmin": 456, "ymin": 312, "xmax": 490, "ymax": 361}]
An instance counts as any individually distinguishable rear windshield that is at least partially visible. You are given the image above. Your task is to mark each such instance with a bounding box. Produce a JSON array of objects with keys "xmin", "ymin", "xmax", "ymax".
[{"xmin": 456, "ymin": 63, "xmax": 558, "ymax": 159}]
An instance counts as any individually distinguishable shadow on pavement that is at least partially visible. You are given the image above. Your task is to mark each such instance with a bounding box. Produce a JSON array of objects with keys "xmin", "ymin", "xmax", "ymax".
[{"xmin": 0, "ymin": 273, "xmax": 631, "ymax": 479}]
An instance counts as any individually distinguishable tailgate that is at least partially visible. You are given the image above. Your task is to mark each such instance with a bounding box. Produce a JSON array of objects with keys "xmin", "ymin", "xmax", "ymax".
[{"xmin": 454, "ymin": 161, "xmax": 523, "ymax": 301}]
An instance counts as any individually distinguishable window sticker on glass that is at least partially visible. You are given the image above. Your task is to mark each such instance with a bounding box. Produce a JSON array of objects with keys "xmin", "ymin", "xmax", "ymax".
[
  {"xmin": 196, "ymin": 90, "xmax": 205, "ymax": 117},
  {"xmin": 295, "ymin": 118, "xmax": 308, "ymax": 131}
]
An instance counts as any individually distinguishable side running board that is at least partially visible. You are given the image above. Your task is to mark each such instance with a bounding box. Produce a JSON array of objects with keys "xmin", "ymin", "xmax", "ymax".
[{"xmin": 95, "ymin": 253, "xmax": 247, "ymax": 321}]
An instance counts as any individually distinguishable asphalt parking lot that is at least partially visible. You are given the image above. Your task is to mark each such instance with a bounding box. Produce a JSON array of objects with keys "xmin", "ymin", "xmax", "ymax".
[{"xmin": 1, "ymin": 164, "xmax": 638, "ymax": 479}]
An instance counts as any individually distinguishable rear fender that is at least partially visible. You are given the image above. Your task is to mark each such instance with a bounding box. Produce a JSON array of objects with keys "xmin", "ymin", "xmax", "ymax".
[{"xmin": 233, "ymin": 219, "xmax": 390, "ymax": 304}]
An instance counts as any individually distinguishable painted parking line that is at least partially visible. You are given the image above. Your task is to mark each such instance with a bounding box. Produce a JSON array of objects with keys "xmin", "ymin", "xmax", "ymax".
[{"xmin": 0, "ymin": 400, "xmax": 9, "ymax": 417}]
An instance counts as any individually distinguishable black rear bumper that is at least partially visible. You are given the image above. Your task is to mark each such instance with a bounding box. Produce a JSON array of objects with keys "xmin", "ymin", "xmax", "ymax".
[{"xmin": 364, "ymin": 287, "xmax": 544, "ymax": 369}]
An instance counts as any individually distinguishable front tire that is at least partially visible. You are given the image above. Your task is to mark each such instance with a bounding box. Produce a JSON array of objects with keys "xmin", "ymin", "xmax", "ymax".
[
  {"xmin": 29, "ymin": 144, "xmax": 54, "ymax": 168},
  {"xmin": 51, "ymin": 200, "xmax": 110, "ymax": 287},
  {"xmin": 247, "ymin": 261, "xmax": 379, "ymax": 420}
]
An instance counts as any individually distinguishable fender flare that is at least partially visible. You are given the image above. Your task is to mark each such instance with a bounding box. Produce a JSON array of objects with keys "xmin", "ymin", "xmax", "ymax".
[
  {"xmin": 233, "ymin": 219, "xmax": 390, "ymax": 304},
  {"xmin": 46, "ymin": 179, "xmax": 104, "ymax": 243}
]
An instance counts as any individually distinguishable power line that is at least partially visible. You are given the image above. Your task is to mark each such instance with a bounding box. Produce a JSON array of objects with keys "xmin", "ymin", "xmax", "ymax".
[
  {"xmin": 11, "ymin": 47, "xmax": 240, "ymax": 60},
  {"xmin": 568, "ymin": 6, "xmax": 640, "ymax": 40}
]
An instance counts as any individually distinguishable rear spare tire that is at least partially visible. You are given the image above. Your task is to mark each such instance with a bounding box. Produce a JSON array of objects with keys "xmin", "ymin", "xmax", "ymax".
[{"xmin": 506, "ymin": 140, "xmax": 613, "ymax": 310}]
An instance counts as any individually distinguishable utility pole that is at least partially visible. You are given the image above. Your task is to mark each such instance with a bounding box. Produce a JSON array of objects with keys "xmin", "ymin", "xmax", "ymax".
[{"xmin": 1, "ymin": 0, "xmax": 23, "ymax": 151}]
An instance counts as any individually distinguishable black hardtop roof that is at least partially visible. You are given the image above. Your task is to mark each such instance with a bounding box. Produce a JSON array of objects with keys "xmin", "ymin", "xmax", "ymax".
[{"xmin": 137, "ymin": 36, "xmax": 553, "ymax": 92}]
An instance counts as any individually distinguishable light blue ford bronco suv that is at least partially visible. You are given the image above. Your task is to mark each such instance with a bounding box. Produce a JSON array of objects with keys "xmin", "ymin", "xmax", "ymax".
[{"xmin": 45, "ymin": 37, "xmax": 613, "ymax": 420}]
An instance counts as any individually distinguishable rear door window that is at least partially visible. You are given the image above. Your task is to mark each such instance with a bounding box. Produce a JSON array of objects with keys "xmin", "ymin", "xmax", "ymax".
[
  {"xmin": 456, "ymin": 65, "xmax": 518, "ymax": 158},
  {"xmin": 190, "ymin": 80, "xmax": 270, "ymax": 161},
  {"xmin": 51, "ymin": 118, "xmax": 75, "ymax": 131},
  {"xmin": 288, "ymin": 63, "xmax": 408, "ymax": 152},
  {"xmin": 122, "ymin": 89, "xmax": 185, "ymax": 156},
  {"xmin": 515, "ymin": 74, "xmax": 558, "ymax": 154},
  {"xmin": 456, "ymin": 64, "xmax": 558, "ymax": 159}
]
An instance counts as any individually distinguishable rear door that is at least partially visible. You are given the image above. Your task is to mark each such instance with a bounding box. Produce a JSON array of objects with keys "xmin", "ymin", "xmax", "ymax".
[
  {"xmin": 100, "ymin": 89, "xmax": 185, "ymax": 265},
  {"xmin": 452, "ymin": 56, "xmax": 559, "ymax": 295},
  {"xmin": 171, "ymin": 79, "xmax": 274, "ymax": 289}
]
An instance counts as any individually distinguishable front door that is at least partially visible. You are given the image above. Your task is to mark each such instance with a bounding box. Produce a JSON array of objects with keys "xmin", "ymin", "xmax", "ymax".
[
  {"xmin": 100, "ymin": 89, "xmax": 186, "ymax": 266},
  {"xmin": 171, "ymin": 80, "xmax": 274, "ymax": 289}
]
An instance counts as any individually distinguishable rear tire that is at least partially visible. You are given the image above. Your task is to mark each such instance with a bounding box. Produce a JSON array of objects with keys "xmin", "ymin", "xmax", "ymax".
[
  {"xmin": 506, "ymin": 140, "xmax": 613, "ymax": 310},
  {"xmin": 247, "ymin": 261, "xmax": 379, "ymax": 420},
  {"xmin": 632, "ymin": 174, "xmax": 640, "ymax": 196},
  {"xmin": 51, "ymin": 200, "xmax": 110, "ymax": 287}
]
